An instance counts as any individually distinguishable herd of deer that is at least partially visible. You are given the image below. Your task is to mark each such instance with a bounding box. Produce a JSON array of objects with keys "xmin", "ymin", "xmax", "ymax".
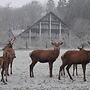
[
  {"xmin": 29, "ymin": 41, "xmax": 90, "ymax": 82},
  {"xmin": 1, "ymin": 40, "xmax": 90, "ymax": 84}
]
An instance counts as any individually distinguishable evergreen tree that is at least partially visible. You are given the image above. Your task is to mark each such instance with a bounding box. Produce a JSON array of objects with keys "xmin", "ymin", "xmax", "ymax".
[
  {"xmin": 46, "ymin": 0, "xmax": 55, "ymax": 13},
  {"xmin": 64, "ymin": 0, "xmax": 85, "ymax": 25},
  {"xmin": 57, "ymin": 0, "xmax": 67, "ymax": 19}
]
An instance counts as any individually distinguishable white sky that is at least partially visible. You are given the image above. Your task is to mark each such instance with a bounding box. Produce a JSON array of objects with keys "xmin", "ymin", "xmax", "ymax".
[{"xmin": 0, "ymin": 0, "xmax": 59, "ymax": 8}]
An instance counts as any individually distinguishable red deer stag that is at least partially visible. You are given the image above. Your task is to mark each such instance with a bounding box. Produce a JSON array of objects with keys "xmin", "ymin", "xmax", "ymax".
[
  {"xmin": 58, "ymin": 47, "xmax": 90, "ymax": 81},
  {"xmin": 3, "ymin": 40, "xmax": 16, "ymax": 75},
  {"xmin": 29, "ymin": 41, "xmax": 63, "ymax": 78},
  {"xmin": 3, "ymin": 47, "xmax": 16, "ymax": 76}
]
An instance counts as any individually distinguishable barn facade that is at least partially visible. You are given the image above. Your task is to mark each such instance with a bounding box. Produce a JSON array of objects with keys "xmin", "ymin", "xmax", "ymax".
[{"xmin": 15, "ymin": 12, "xmax": 69, "ymax": 49}]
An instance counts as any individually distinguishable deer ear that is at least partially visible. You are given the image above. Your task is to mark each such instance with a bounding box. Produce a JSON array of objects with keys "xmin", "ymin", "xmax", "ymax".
[
  {"xmin": 77, "ymin": 47, "xmax": 81, "ymax": 50},
  {"xmin": 77, "ymin": 46, "xmax": 80, "ymax": 49},
  {"xmin": 51, "ymin": 42, "xmax": 55, "ymax": 45},
  {"xmin": 51, "ymin": 40, "xmax": 55, "ymax": 45},
  {"xmin": 88, "ymin": 41, "xmax": 90, "ymax": 44},
  {"xmin": 60, "ymin": 41, "xmax": 63, "ymax": 45}
]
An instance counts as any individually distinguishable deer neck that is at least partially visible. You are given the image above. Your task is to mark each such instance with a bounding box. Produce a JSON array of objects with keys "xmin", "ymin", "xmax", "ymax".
[{"xmin": 53, "ymin": 48, "xmax": 60, "ymax": 56}]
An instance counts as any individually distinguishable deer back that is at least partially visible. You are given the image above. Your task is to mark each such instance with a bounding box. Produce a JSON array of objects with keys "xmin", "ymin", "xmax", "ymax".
[{"xmin": 62, "ymin": 50, "xmax": 88, "ymax": 64}]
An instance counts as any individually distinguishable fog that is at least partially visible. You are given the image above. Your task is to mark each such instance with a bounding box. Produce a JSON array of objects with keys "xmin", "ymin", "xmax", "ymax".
[{"xmin": 0, "ymin": 0, "xmax": 59, "ymax": 8}]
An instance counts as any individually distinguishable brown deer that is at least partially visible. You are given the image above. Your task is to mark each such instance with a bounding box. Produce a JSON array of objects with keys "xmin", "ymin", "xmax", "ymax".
[
  {"xmin": 3, "ymin": 40, "xmax": 16, "ymax": 75},
  {"xmin": 29, "ymin": 41, "xmax": 63, "ymax": 78},
  {"xmin": 3, "ymin": 47, "xmax": 16, "ymax": 76},
  {"xmin": 58, "ymin": 47, "xmax": 90, "ymax": 81},
  {"xmin": 60, "ymin": 45, "xmax": 85, "ymax": 77},
  {"xmin": 72, "ymin": 44, "xmax": 85, "ymax": 76},
  {"xmin": 0, "ymin": 49, "xmax": 13, "ymax": 84},
  {"xmin": 0, "ymin": 57, "xmax": 8, "ymax": 84}
]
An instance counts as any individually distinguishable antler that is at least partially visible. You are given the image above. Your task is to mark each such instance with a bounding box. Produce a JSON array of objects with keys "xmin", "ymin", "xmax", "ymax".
[
  {"xmin": 12, "ymin": 37, "xmax": 16, "ymax": 44},
  {"xmin": 10, "ymin": 37, "xmax": 16, "ymax": 45}
]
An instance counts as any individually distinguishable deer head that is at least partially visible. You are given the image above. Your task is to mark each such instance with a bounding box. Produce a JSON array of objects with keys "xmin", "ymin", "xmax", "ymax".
[{"xmin": 51, "ymin": 40, "xmax": 63, "ymax": 50}]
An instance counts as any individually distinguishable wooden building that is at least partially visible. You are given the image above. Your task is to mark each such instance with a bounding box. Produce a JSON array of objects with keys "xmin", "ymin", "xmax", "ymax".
[{"xmin": 15, "ymin": 12, "xmax": 69, "ymax": 49}]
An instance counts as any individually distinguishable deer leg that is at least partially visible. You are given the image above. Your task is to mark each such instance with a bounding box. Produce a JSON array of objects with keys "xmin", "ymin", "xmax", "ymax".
[
  {"xmin": 4, "ymin": 62, "xmax": 9, "ymax": 76},
  {"xmin": 58, "ymin": 64, "xmax": 66, "ymax": 80},
  {"xmin": 30, "ymin": 60, "xmax": 37, "ymax": 77},
  {"xmin": 73, "ymin": 64, "xmax": 78, "ymax": 76},
  {"xmin": 5, "ymin": 68, "xmax": 8, "ymax": 82},
  {"xmin": 76, "ymin": 64, "xmax": 78, "ymax": 76},
  {"xmin": 66, "ymin": 64, "xmax": 73, "ymax": 80},
  {"xmin": 72, "ymin": 64, "xmax": 75, "ymax": 76},
  {"xmin": 30, "ymin": 64, "xmax": 33, "ymax": 77},
  {"xmin": 7, "ymin": 63, "xmax": 9, "ymax": 76},
  {"xmin": 4, "ymin": 63, "xmax": 8, "ymax": 82},
  {"xmin": 61, "ymin": 68, "xmax": 65, "ymax": 76},
  {"xmin": 82, "ymin": 64, "xmax": 86, "ymax": 81},
  {"xmin": 1, "ymin": 68, "xmax": 4, "ymax": 81},
  {"xmin": 1, "ymin": 68, "xmax": 7, "ymax": 84},
  {"xmin": 10, "ymin": 62, "xmax": 13, "ymax": 74},
  {"xmin": 49, "ymin": 62, "xmax": 53, "ymax": 77},
  {"xmin": 63, "ymin": 68, "xmax": 65, "ymax": 76}
]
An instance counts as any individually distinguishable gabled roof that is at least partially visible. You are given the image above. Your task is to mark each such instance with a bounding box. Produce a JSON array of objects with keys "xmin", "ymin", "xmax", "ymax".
[
  {"xmin": 17, "ymin": 12, "xmax": 69, "ymax": 38},
  {"xmin": 12, "ymin": 29, "xmax": 25, "ymax": 37}
]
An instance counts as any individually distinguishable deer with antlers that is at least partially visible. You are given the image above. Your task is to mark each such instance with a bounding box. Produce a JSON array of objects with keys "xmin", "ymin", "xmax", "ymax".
[
  {"xmin": 3, "ymin": 38, "xmax": 16, "ymax": 76},
  {"xmin": 0, "ymin": 38, "xmax": 16, "ymax": 84}
]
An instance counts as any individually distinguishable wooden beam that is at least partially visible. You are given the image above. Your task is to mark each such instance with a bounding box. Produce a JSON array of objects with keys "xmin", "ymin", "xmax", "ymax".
[
  {"xmin": 40, "ymin": 22, "xmax": 42, "ymax": 37},
  {"xmin": 50, "ymin": 14, "xmax": 51, "ymax": 40},
  {"xmin": 39, "ymin": 22, "xmax": 42, "ymax": 46},
  {"xmin": 29, "ymin": 29, "xmax": 31, "ymax": 45},
  {"xmin": 59, "ymin": 22, "xmax": 62, "ymax": 40}
]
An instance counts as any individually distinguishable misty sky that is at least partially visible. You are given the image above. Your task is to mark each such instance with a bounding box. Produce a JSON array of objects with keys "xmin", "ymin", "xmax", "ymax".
[{"xmin": 0, "ymin": 0, "xmax": 59, "ymax": 8}]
